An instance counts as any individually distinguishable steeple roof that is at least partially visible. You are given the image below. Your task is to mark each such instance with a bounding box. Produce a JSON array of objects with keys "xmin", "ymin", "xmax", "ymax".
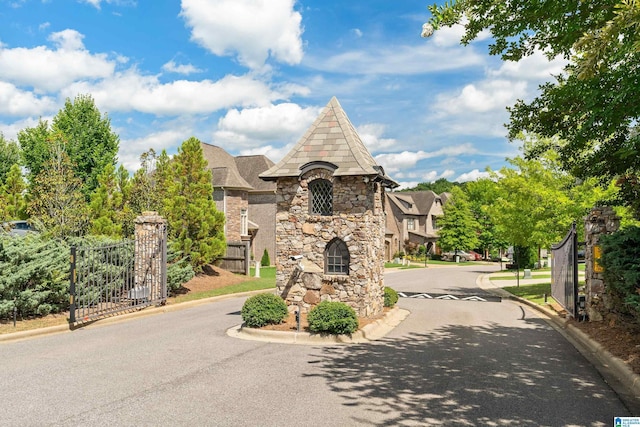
[{"xmin": 260, "ymin": 97, "xmax": 397, "ymax": 188}]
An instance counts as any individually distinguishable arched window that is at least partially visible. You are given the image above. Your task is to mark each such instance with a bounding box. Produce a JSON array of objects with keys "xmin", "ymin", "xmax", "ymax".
[
  {"xmin": 309, "ymin": 179, "xmax": 333, "ymax": 215},
  {"xmin": 325, "ymin": 238, "xmax": 349, "ymax": 275}
]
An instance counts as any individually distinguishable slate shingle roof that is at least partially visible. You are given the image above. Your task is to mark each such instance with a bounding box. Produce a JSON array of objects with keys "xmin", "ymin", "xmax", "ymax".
[
  {"xmin": 234, "ymin": 155, "xmax": 276, "ymax": 192},
  {"xmin": 201, "ymin": 143, "xmax": 253, "ymax": 190},
  {"xmin": 260, "ymin": 97, "xmax": 398, "ymax": 188},
  {"xmin": 387, "ymin": 191, "xmax": 444, "ymax": 215}
]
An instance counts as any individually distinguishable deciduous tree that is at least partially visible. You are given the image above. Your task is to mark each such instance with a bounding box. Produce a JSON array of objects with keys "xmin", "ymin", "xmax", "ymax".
[
  {"xmin": 437, "ymin": 187, "xmax": 479, "ymax": 254},
  {"xmin": 0, "ymin": 133, "xmax": 21, "ymax": 185},
  {"xmin": 425, "ymin": 0, "xmax": 640, "ymax": 216},
  {"xmin": 27, "ymin": 137, "xmax": 89, "ymax": 238}
]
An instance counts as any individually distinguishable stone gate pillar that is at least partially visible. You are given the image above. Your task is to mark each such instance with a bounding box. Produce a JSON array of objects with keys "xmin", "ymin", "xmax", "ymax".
[
  {"xmin": 584, "ymin": 206, "xmax": 620, "ymax": 321},
  {"xmin": 134, "ymin": 211, "xmax": 167, "ymax": 303}
]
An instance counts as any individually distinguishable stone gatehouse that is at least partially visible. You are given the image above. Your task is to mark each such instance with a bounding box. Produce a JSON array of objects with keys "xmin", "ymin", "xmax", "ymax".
[{"xmin": 260, "ymin": 97, "xmax": 398, "ymax": 317}]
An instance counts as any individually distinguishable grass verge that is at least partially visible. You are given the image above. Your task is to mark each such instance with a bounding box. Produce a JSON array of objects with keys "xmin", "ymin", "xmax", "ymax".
[
  {"xmin": 503, "ymin": 282, "xmax": 552, "ymax": 305},
  {"xmin": 171, "ymin": 266, "xmax": 276, "ymax": 304}
]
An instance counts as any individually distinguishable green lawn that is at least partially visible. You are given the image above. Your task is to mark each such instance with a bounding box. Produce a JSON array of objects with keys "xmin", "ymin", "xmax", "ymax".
[
  {"xmin": 491, "ymin": 273, "xmax": 552, "ymax": 280},
  {"xmin": 503, "ymin": 282, "xmax": 553, "ymax": 305},
  {"xmin": 171, "ymin": 266, "xmax": 276, "ymax": 304}
]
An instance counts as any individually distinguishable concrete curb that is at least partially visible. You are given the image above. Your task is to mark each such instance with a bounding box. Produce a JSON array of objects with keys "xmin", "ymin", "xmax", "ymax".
[
  {"xmin": 227, "ymin": 306, "xmax": 411, "ymax": 345},
  {"xmin": 0, "ymin": 288, "xmax": 273, "ymax": 344},
  {"xmin": 478, "ymin": 273, "xmax": 640, "ymax": 408}
]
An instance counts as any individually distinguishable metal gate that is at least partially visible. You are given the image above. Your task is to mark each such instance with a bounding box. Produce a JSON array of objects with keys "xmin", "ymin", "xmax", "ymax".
[
  {"xmin": 70, "ymin": 232, "xmax": 167, "ymax": 324},
  {"xmin": 551, "ymin": 223, "xmax": 578, "ymax": 318}
]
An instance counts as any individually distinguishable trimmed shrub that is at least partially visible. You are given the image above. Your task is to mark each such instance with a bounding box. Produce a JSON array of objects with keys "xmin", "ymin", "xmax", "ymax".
[
  {"xmin": 600, "ymin": 227, "xmax": 640, "ymax": 323},
  {"xmin": 241, "ymin": 293, "xmax": 288, "ymax": 328},
  {"xmin": 384, "ymin": 287, "xmax": 399, "ymax": 307},
  {"xmin": 167, "ymin": 259, "xmax": 195, "ymax": 295},
  {"xmin": 307, "ymin": 301, "xmax": 358, "ymax": 335},
  {"xmin": 261, "ymin": 248, "xmax": 270, "ymax": 267}
]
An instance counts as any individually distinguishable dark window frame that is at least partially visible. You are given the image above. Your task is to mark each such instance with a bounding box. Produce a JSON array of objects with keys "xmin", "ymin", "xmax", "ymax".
[
  {"xmin": 309, "ymin": 179, "xmax": 333, "ymax": 216},
  {"xmin": 325, "ymin": 238, "xmax": 349, "ymax": 275}
]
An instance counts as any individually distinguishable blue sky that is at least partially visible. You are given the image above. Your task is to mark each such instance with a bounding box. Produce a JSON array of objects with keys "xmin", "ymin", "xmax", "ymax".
[{"xmin": 0, "ymin": 0, "xmax": 566, "ymax": 189}]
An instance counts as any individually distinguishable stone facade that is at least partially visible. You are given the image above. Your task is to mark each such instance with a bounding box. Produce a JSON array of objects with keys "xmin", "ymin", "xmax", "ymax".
[
  {"xmin": 584, "ymin": 206, "xmax": 620, "ymax": 321},
  {"xmin": 134, "ymin": 211, "xmax": 167, "ymax": 302},
  {"xmin": 274, "ymin": 171, "xmax": 386, "ymax": 317}
]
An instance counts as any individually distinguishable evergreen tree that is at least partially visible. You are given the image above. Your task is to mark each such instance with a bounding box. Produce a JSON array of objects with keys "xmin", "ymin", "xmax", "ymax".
[
  {"xmin": 89, "ymin": 163, "xmax": 123, "ymax": 238},
  {"xmin": 437, "ymin": 187, "xmax": 479, "ymax": 254},
  {"xmin": 27, "ymin": 137, "xmax": 89, "ymax": 238},
  {"xmin": 164, "ymin": 137, "xmax": 225, "ymax": 271},
  {"xmin": 0, "ymin": 164, "xmax": 27, "ymax": 221}
]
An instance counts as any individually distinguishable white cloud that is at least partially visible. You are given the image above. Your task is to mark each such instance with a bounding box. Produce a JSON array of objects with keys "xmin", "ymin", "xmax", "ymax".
[
  {"xmin": 62, "ymin": 71, "xmax": 303, "ymax": 115},
  {"xmin": 49, "ymin": 29, "xmax": 85, "ymax": 50},
  {"xmin": 425, "ymin": 48, "xmax": 568, "ymax": 142},
  {"xmin": 0, "ymin": 82, "xmax": 58, "ymax": 116},
  {"xmin": 375, "ymin": 143, "xmax": 477, "ymax": 172},
  {"xmin": 489, "ymin": 50, "xmax": 568, "ymax": 81},
  {"xmin": 239, "ymin": 143, "xmax": 294, "ymax": 163},
  {"xmin": 0, "ymin": 116, "xmax": 51, "ymax": 141},
  {"xmin": 162, "ymin": 60, "xmax": 202, "ymax": 75},
  {"xmin": 435, "ymin": 80, "xmax": 528, "ymax": 115},
  {"xmin": 352, "ymin": 28, "xmax": 363, "ymax": 38},
  {"xmin": 180, "ymin": 0, "xmax": 304, "ymax": 69},
  {"xmin": 213, "ymin": 103, "xmax": 320, "ymax": 148},
  {"xmin": 430, "ymin": 19, "xmax": 491, "ymax": 48},
  {"xmin": 0, "ymin": 29, "xmax": 115, "ymax": 92},
  {"xmin": 118, "ymin": 129, "xmax": 187, "ymax": 171},
  {"xmin": 455, "ymin": 168, "xmax": 491, "ymax": 182},
  {"xmin": 357, "ymin": 123, "xmax": 397, "ymax": 152},
  {"xmin": 306, "ymin": 43, "xmax": 484, "ymax": 75},
  {"xmin": 80, "ymin": 0, "xmax": 102, "ymax": 8}
]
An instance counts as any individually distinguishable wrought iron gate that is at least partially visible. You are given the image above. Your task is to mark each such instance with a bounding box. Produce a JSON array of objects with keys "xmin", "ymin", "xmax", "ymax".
[
  {"xmin": 70, "ymin": 231, "xmax": 167, "ymax": 324},
  {"xmin": 551, "ymin": 223, "xmax": 578, "ymax": 318}
]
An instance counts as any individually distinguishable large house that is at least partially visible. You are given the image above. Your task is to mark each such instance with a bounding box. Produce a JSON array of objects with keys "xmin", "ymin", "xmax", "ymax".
[
  {"xmin": 200, "ymin": 143, "xmax": 276, "ymax": 265},
  {"xmin": 384, "ymin": 190, "xmax": 449, "ymax": 259}
]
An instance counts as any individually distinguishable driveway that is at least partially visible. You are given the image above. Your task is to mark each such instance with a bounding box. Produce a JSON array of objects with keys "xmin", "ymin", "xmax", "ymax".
[{"xmin": 0, "ymin": 264, "xmax": 632, "ymax": 426}]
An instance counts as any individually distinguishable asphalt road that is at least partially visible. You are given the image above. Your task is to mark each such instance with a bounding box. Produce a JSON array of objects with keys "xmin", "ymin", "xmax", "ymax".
[{"xmin": 0, "ymin": 264, "xmax": 632, "ymax": 426}]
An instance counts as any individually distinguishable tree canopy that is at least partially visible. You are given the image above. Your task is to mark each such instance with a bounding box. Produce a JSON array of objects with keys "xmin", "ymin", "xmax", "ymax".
[
  {"xmin": 18, "ymin": 94, "xmax": 119, "ymax": 198},
  {"xmin": 402, "ymin": 177, "xmax": 461, "ymax": 194},
  {"xmin": 426, "ymin": 0, "xmax": 640, "ymax": 216},
  {"xmin": 437, "ymin": 186, "xmax": 479, "ymax": 253},
  {"xmin": 0, "ymin": 133, "xmax": 21, "ymax": 185}
]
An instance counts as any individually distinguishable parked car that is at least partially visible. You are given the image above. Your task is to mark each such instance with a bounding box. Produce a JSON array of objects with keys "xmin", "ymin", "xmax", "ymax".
[
  {"xmin": 0, "ymin": 220, "xmax": 37, "ymax": 237},
  {"xmin": 440, "ymin": 251, "xmax": 471, "ymax": 262},
  {"xmin": 468, "ymin": 250, "xmax": 483, "ymax": 261}
]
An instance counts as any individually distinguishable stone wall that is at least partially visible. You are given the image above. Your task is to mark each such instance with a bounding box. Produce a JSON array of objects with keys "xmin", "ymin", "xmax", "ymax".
[
  {"xmin": 274, "ymin": 170, "xmax": 386, "ymax": 317},
  {"xmin": 584, "ymin": 206, "xmax": 620, "ymax": 321},
  {"xmin": 134, "ymin": 211, "xmax": 167, "ymax": 302}
]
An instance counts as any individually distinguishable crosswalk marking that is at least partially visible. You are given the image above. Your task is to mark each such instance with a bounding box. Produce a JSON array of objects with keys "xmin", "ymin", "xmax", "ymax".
[{"xmin": 397, "ymin": 291, "xmax": 501, "ymax": 303}]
